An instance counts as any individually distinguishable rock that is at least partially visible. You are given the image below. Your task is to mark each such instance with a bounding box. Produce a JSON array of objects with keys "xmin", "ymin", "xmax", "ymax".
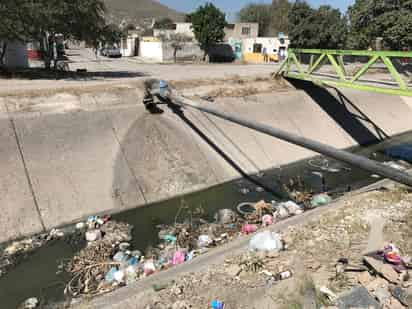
[
  {"xmin": 366, "ymin": 277, "xmax": 388, "ymax": 292},
  {"xmin": 363, "ymin": 256, "xmax": 399, "ymax": 284},
  {"xmin": 358, "ymin": 271, "xmax": 374, "ymax": 287},
  {"xmin": 20, "ymin": 297, "xmax": 39, "ymax": 309},
  {"xmin": 374, "ymin": 286, "xmax": 391, "ymax": 304},
  {"xmin": 337, "ymin": 286, "xmax": 380, "ymax": 309},
  {"xmin": 172, "ymin": 300, "xmax": 191, "ymax": 309},
  {"xmin": 85, "ymin": 229, "xmax": 102, "ymax": 242},
  {"xmin": 389, "ymin": 286, "xmax": 412, "ymax": 307},
  {"xmin": 320, "ymin": 286, "xmax": 338, "ymax": 301},
  {"xmin": 383, "ymin": 297, "xmax": 406, "ymax": 309},
  {"xmin": 225, "ymin": 264, "xmax": 242, "ymax": 277}
]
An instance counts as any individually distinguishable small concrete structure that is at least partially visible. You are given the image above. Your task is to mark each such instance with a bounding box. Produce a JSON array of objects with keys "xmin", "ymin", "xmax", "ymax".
[{"xmin": 120, "ymin": 31, "xmax": 140, "ymax": 57}]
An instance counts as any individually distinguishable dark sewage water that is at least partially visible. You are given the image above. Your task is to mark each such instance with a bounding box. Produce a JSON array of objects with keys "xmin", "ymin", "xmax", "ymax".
[{"xmin": 1, "ymin": 131, "xmax": 412, "ymax": 308}]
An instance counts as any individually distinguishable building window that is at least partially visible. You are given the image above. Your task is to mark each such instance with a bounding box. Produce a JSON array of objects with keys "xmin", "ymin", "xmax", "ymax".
[
  {"xmin": 242, "ymin": 27, "xmax": 251, "ymax": 35},
  {"xmin": 253, "ymin": 43, "xmax": 262, "ymax": 53}
]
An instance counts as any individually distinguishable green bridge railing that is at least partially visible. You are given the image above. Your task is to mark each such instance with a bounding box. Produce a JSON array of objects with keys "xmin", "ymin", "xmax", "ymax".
[{"xmin": 276, "ymin": 49, "xmax": 412, "ymax": 96}]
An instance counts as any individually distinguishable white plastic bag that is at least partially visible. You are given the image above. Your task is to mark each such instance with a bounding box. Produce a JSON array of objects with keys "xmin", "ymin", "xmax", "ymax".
[{"xmin": 249, "ymin": 231, "xmax": 283, "ymax": 252}]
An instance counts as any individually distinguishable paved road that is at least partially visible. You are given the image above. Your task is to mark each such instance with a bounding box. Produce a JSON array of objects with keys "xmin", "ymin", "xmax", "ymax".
[{"xmin": 0, "ymin": 48, "xmax": 279, "ymax": 96}]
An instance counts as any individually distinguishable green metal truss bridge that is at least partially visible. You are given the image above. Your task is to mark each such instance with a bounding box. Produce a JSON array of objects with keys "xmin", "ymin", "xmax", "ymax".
[{"xmin": 276, "ymin": 49, "xmax": 412, "ymax": 97}]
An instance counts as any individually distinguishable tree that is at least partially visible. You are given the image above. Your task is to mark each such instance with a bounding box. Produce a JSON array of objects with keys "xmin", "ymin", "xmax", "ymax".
[
  {"xmin": 0, "ymin": 0, "xmax": 115, "ymax": 69},
  {"xmin": 238, "ymin": 4, "xmax": 272, "ymax": 37},
  {"xmin": 271, "ymin": 0, "xmax": 291, "ymax": 36},
  {"xmin": 189, "ymin": 3, "xmax": 226, "ymax": 60},
  {"xmin": 169, "ymin": 34, "xmax": 193, "ymax": 63},
  {"xmin": 348, "ymin": 0, "xmax": 412, "ymax": 50},
  {"xmin": 288, "ymin": 1, "xmax": 347, "ymax": 49},
  {"xmin": 154, "ymin": 18, "xmax": 175, "ymax": 30}
]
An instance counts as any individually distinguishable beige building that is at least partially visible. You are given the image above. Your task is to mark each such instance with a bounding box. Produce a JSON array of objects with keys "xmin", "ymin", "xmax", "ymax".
[{"xmin": 224, "ymin": 23, "xmax": 259, "ymax": 41}]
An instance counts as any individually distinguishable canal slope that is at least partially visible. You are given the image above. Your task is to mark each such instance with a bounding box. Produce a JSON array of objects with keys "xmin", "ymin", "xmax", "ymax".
[{"xmin": 1, "ymin": 83, "xmax": 412, "ymax": 243}]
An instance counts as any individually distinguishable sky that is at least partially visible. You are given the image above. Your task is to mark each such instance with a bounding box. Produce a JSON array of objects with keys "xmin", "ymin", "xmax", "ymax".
[{"xmin": 158, "ymin": 0, "xmax": 354, "ymax": 21}]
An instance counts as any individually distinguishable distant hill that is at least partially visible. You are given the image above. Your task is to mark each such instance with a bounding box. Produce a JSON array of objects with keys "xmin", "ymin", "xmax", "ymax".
[{"xmin": 103, "ymin": 0, "xmax": 185, "ymax": 25}]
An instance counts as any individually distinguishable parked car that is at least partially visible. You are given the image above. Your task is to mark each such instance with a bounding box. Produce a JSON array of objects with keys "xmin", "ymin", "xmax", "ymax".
[{"xmin": 101, "ymin": 46, "xmax": 122, "ymax": 58}]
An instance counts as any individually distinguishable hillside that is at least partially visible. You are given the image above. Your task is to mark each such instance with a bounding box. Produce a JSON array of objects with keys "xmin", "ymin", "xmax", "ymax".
[{"xmin": 103, "ymin": 0, "xmax": 185, "ymax": 25}]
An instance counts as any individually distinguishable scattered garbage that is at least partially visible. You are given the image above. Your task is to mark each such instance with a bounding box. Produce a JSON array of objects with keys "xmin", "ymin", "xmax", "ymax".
[
  {"xmin": 241, "ymin": 224, "xmax": 258, "ymax": 235},
  {"xmin": 274, "ymin": 270, "xmax": 292, "ymax": 281},
  {"xmin": 214, "ymin": 209, "xmax": 237, "ymax": 224},
  {"xmin": 19, "ymin": 297, "xmax": 39, "ymax": 309},
  {"xmin": 85, "ymin": 229, "xmax": 102, "ymax": 242},
  {"xmin": 249, "ymin": 231, "xmax": 283, "ymax": 252},
  {"xmin": 210, "ymin": 299, "xmax": 225, "ymax": 309},
  {"xmin": 310, "ymin": 193, "xmax": 332, "ymax": 207},
  {"xmin": 262, "ymin": 214, "xmax": 273, "ymax": 226},
  {"xmin": 197, "ymin": 235, "xmax": 212, "ymax": 248}
]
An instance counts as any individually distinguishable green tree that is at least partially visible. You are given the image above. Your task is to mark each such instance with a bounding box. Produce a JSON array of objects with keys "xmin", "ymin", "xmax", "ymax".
[
  {"xmin": 189, "ymin": 3, "xmax": 226, "ymax": 60},
  {"xmin": 0, "ymin": 0, "xmax": 115, "ymax": 68},
  {"xmin": 288, "ymin": 1, "xmax": 347, "ymax": 49},
  {"xmin": 348, "ymin": 0, "xmax": 412, "ymax": 50},
  {"xmin": 271, "ymin": 0, "xmax": 291, "ymax": 36},
  {"xmin": 238, "ymin": 4, "xmax": 272, "ymax": 37},
  {"xmin": 154, "ymin": 17, "xmax": 176, "ymax": 30}
]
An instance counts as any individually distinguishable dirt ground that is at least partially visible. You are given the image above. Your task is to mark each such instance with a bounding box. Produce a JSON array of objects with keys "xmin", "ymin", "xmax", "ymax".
[{"xmin": 139, "ymin": 185, "xmax": 412, "ymax": 309}]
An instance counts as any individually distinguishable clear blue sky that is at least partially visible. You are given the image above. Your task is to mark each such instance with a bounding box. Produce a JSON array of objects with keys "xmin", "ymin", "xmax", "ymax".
[{"xmin": 158, "ymin": 0, "xmax": 354, "ymax": 20}]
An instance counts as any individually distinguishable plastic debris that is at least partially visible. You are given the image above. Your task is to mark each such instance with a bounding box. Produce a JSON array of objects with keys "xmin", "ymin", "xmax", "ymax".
[
  {"xmin": 172, "ymin": 251, "xmax": 186, "ymax": 265},
  {"xmin": 249, "ymin": 231, "xmax": 283, "ymax": 252},
  {"xmin": 197, "ymin": 235, "xmax": 212, "ymax": 248},
  {"xmin": 105, "ymin": 267, "xmax": 117, "ymax": 283},
  {"xmin": 114, "ymin": 269, "xmax": 125, "ymax": 283},
  {"xmin": 211, "ymin": 299, "xmax": 225, "ymax": 309},
  {"xmin": 118, "ymin": 242, "xmax": 131, "ymax": 251},
  {"xmin": 85, "ymin": 229, "xmax": 102, "ymax": 242},
  {"xmin": 241, "ymin": 224, "xmax": 257, "ymax": 234},
  {"xmin": 214, "ymin": 209, "xmax": 237, "ymax": 224},
  {"xmin": 75, "ymin": 222, "xmax": 86, "ymax": 230},
  {"xmin": 262, "ymin": 214, "xmax": 273, "ymax": 226},
  {"xmin": 20, "ymin": 297, "xmax": 39, "ymax": 309},
  {"xmin": 310, "ymin": 193, "xmax": 332, "ymax": 207},
  {"xmin": 113, "ymin": 251, "xmax": 127, "ymax": 263},
  {"xmin": 144, "ymin": 260, "xmax": 156, "ymax": 276},
  {"xmin": 162, "ymin": 235, "xmax": 177, "ymax": 244}
]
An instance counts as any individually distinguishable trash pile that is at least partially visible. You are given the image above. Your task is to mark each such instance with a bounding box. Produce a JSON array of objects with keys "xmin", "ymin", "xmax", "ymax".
[
  {"xmin": 64, "ymin": 216, "xmax": 135, "ymax": 297},
  {"xmin": 0, "ymin": 228, "xmax": 65, "ymax": 278},
  {"xmin": 323, "ymin": 243, "xmax": 412, "ymax": 308}
]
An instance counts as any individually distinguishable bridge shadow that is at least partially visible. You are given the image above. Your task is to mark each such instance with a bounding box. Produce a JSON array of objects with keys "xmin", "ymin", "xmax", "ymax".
[
  {"xmin": 163, "ymin": 101, "xmax": 281, "ymax": 197},
  {"xmin": 287, "ymin": 78, "xmax": 389, "ymax": 145}
]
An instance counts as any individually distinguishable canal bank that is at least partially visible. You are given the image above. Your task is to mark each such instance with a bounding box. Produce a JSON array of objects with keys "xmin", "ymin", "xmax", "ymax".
[{"xmin": 1, "ymin": 82, "xmax": 412, "ymax": 243}]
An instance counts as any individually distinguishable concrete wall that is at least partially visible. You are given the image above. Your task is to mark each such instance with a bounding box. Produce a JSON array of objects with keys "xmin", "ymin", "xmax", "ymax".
[
  {"xmin": 1, "ymin": 86, "xmax": 412, "ymax": 243},
  {"xmin": 139, "ymin": 41, "xmax": 163, "ymax": 61},
  {"xmin": 162, "ymin": 42, "xmax": 202, "ymax": 61}
]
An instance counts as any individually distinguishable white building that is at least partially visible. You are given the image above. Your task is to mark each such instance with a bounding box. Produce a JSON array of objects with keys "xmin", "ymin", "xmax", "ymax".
[{"xmin": 242, "ymin": 36, "xmax": 290, "ymax": 63}]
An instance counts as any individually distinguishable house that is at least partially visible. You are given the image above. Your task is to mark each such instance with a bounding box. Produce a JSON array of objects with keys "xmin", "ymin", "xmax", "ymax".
[
  {"xmin": 242, "ymin": 35, "xmax": 290, "ymax": 63},
  {"xmin": 120, "ymin": 30, "xmax": 140, "ymax": 57},
  {"xmin": 224, "ymin": 23, "xmax": 259, "ymax": 41}
]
